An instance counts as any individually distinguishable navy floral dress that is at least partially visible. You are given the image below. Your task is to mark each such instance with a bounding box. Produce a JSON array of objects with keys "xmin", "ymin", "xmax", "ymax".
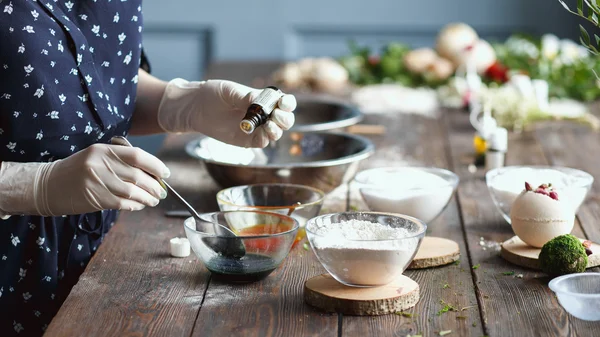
[{"xmin": 0, "ymin": 1, "xmax": 149, "ymax": 335}]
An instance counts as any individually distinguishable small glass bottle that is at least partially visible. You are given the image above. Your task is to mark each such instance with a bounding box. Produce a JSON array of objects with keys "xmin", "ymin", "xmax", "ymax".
[
  {"xmin": 485, "ymin": 127, "xmax": 507, "ymax": 171},
  {"xmin": 239, "ymin": 86, "xmax": 283, "ymax": 134}
]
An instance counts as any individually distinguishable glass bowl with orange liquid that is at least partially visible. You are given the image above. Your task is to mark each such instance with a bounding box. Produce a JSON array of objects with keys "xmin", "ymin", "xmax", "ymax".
[
  {"xmin": 216, "ymin": 183, "xmax": 325, "ymax": 246},
  {"xmin": 184, "ymin": 210, "xmax": 299, "ymax": 283}
]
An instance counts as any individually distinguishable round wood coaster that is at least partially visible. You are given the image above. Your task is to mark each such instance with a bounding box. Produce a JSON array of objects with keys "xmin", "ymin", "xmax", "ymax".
[
  {"xmin": 304, "ymin": 274, "xmax": 419, "ymax": 316},
  {"xmin": 407, "ymin": 236, "xmax": 460, "ymax": 269},
  {"xmin": 501, "ymin": 236, "xmax": 600, "ymax": 270}
]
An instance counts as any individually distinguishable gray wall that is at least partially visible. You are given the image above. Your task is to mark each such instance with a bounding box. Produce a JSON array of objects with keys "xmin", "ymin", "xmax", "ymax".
[{"xmin": 130, "ymin": 0, "xmax": 581, "ymax": 153}]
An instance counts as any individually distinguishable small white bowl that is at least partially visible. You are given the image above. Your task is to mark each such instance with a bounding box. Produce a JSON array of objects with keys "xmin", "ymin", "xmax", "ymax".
[
  {"xmin": 548, "ymin": 273, "xmax": 600, "ymax": 321},
  {"xmin": 353, "ymin": 167, "xmax": 459, "ymax": 224},
  {"xmin": 486, "ymin": 166, "xmax": 593, "ymax": 224}
]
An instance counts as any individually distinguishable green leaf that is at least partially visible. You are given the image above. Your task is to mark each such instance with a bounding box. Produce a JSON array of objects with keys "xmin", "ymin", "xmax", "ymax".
[
  {"xmin": 592, "ymin": 12, "xmax": 599, "ymax": 24},
  {"xmin": 578, "ymin": 0, "xmax": 584, "ymax": 15},
  {"xmin": 581, "ymin": 24, "xmax": 591, "ymax": 45},
  {"xmin": 559, "ymin": 0, "xmax": 571, "ymax": 11},
  {"xmin": 303, "ymin": 242, "xmax": 309, "ymax": 251}
]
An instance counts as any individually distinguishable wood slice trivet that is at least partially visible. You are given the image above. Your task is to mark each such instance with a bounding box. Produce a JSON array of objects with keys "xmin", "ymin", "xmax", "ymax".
[
  {"xmin": 407, "ymin": 236, "xmax": 460, "ymax": 269},
  {"xmin": 304, "ymin": 274, "xmax": 419, "ymax": 316},
  {"xmin": 501, "ymin": 236, "xmax": 600, "ymax": 270}
]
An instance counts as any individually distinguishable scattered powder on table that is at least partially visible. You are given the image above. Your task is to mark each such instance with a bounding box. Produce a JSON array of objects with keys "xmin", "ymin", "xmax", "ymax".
[{"xmin": 310, "ymin": 219, "xmax": 419, "ymax": 286}]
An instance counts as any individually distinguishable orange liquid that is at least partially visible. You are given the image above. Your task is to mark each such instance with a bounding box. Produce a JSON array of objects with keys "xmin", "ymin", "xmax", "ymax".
[{"xmin": 235, "ymin": 223, "xmax": 306, "ymax": 251}]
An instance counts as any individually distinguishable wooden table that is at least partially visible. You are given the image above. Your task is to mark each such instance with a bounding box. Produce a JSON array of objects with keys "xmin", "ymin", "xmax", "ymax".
[{"xmin": 45, "ymin": 62, "xmax": 600, "ymax": 337}]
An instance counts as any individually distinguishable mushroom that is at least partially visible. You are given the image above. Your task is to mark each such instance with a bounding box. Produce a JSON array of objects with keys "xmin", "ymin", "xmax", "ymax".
[
  {"xmin": 436, "ymin": 22, "xmax": 479, "ymax": 66},
  {"xmin": 403, "ymin": 48, "xmax": 438, "ymax": 74}
]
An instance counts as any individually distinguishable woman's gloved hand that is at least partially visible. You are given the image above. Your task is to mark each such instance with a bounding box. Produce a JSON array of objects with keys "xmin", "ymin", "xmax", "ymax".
[
  {"xmin": 0, "ymin": 144, "xmax": 170, "ymax": 218},
  {"xmin": 157, "ymin": 79, "xmax": 296, "ymax": 148}
]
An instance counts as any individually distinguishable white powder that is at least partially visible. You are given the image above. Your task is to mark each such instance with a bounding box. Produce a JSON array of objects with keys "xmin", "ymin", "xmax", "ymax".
[
  {"xmin": 356, "ymin": 168, "xmax": 455, "ymax": 224},
  {"xmin": 309, "ymin": 219, "xmax": 420, "ymax": 286}
]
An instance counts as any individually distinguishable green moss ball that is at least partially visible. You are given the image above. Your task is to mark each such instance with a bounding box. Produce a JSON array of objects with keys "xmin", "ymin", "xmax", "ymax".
[{"xmin": 539, "ymin": 234, "xmax": 588, "ymax": 276}]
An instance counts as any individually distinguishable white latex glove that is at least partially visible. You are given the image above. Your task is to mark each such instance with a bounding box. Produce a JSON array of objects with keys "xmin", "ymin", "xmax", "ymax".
[
  {"xmin": 157, "ymin": 79, "xmax": 297, "ymax": 148},
  {"xmin": 0, "ymin": 144, "xmax": 170, "ymax": 218}
]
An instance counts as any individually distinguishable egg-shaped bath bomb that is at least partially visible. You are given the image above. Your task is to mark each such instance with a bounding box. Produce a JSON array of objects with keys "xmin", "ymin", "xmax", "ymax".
[
  {"xmin": 510, "ymin": 182, "xmax": 575, "ymax": 248},
  {"xmin": 436, "ymin": 23, "xmax": 479, "ymax": 65}
]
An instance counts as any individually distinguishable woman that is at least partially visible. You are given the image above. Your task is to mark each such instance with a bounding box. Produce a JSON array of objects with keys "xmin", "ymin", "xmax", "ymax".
[{"xmin": 0, "ymin": 2, "xmax": 296, "ymax": 335}]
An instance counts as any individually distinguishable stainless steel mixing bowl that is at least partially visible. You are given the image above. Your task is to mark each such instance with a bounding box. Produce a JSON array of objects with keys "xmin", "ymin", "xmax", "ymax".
[
  {"xmin": 290, "ymin": 94, "xmax": 363, "ymax": 132},
  {"xmin": 185, "ymin": 131, "xmax": 375, "ymax": 193}
]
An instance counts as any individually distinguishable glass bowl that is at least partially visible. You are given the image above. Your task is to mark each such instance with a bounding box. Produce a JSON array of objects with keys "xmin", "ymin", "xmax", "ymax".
[
  {"xmin": 305, "ymin": 212, "xmax": 426, "ymax": 287},
  {"xmin": 548, "ymin": 273, "xmax": 600, "ymax": 321},
  {"xmin": 353, "ymin": 167, "xmax": 459, "ymax": 224},
  {"xmin": 486, "ymin": 166, "xmax": 593, "ymax": 224},
  {"xmin": 216, "ymin": 183, "xmax": 325, "ymax": 245},
  {"xmin": 184, "ymin": 210, "xmax": 299, "ymax": 283}
]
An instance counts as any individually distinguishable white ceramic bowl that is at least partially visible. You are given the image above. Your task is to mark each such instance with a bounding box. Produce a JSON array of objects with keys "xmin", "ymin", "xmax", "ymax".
[
  {"xmin": 486, "ymin": 166, "xmax": 593, "ymax": 224},
  {"xmin": 353, "ymin": 167, "xmax": 459, "ymax": 224},
  {"xmin": 548, "ymin": 273, "xmax": 600, "ymax": 321}
]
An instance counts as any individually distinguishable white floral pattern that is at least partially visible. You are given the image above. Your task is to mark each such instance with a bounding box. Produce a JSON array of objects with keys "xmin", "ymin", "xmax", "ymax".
[{"xmin": 0, "ymin": 1, "xmax": 145, "ymax": 335}]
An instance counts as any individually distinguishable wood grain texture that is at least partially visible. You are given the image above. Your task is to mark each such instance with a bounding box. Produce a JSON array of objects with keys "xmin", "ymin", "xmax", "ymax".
[
  {"xmin": 344, "ymin": 113, "xmax": 483, "ymax": 337},
  {"xmin": 500, "ymin": 236, "xmax": 600, "ymax": 270},
  {"xmin": 304, "ymin": 274, "xmax": 419, "ymax": 315},
  {"xmin": 188, "ymin": 62, "xmax": 340, "ymax": 337},
  {"xmin": 45, "ymin": 134, "xmax": 214, "ymax": 337},
  {"xmin": 444, "ymin": 111, "xmax": 600, "ymax": 337},
  {"xmin": 408, "ymin": 237, "xmax": 460, "ymax": 269}
]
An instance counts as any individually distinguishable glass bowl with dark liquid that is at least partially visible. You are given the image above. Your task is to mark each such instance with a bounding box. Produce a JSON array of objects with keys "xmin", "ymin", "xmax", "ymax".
[
  {"xmin": 184, "ymin": 210, "xmax": 299, "ymax": 283},
  {"xmin": 216, "ymin": 183, "xmax": 325, "ymax": 247}
]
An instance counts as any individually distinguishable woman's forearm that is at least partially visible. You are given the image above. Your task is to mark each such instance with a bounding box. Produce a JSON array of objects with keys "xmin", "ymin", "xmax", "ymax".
[{"xmin": 129, "ymin": 69, "xmax": 168, "ymax": 135}]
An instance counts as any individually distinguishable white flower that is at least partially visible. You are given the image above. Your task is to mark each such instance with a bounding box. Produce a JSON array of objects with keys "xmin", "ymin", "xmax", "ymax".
[
  {"xmin": 58, "ymin": 41, "xmax": 64, "ymax": 52},
  {"xmin": 13, "ymin": 322, "xmax": 23, "ymax": 333},
  {"xmin": 125, "ymin": 95, "xmax": 130, "ymax": 105},
  {"xmin": 34, "ymin": 85, "xmax": 44, "ymax": 98},
  {"xmin": 132, "ymin": 15, "xmax": 138, "ymax": 22},
  {"xmin": 19, "ymin": 268, "xmax": 26, "ymax": 277},
  {"xmin": 89, "ymin": 46, "xmax": 94, "ymax": 53},
  {"xmin": 36, "ymin": 130, "xmax": 43, "ymax": 140},
  {"xmin": 23, "ymin": 292, "xmax": 31, "ymax": 301},
  {"xmin": 118, "ymin": 33, "xmax": 126, "ymax": 44},
  {"xmin": 541, "ymin": 34, "xmax": 560, "ymax": 60},
  {"xmin": 114, "ymin": 12, "xmax": 120, "ymax": 23},
  {"xmin": 59, "ymin": 94, "xmax": 66, "ymax": 104},
  {"xmin": 85, "ymin": 74, "xmax": 92, "ymax": 84},
  {"xmin": 48, "ymin": 111, "xmax": 59, "ymax": 119},
  {"xmin": 558, "ymin": 39, "xmax": 589, "ymax": 64},
  {"xmin": 71, "ymin": 125, "xmax": 76, "ymax": 131},
  {"xmin": 97, "ymin": 91, "xmax": 103, "ymax": 99},
  {"xmin": 110, "ymin": 77, "xmax": 115, "ymax": 84},
  {"xmin": 122, "ymin": 78, "xmax": 126, "ymax": 84},
  {"xmin": 49, "ymin": 28, "xmax": 56, "ymax": 36},
  {"xmin": 77, "ymin": 111, "xmax": 83, "ymax": 118},
  {"xmin": 84, "ymin": 123, "xmax": 93, "ymax": 134},
  {"xmin": 70, "ymin": 145, "xmax": 76, "ymax": 152},
  {"xmin": 31, "ymin": 10, "xmax": 39, "ymax": 20},
  {"xmin": 4, "ymin": 2, "xmax": 13, "ymax": 14},
  {"xmin": 34, "ymin": 311, "xmax": 41, "ymax": 317},
  {"xmin": 91, "ymin": 25, "xmax": 100, "ymax": 34},
  {"xmin": 28, "ymin": 223, "xmax": 35, "ymax": 230},
  {"xmin": 8, "ymin": 27, "xmax": 13, "ymax": 33},
  {"xmin": 138, "ymin": 26, "xmax": 142, "ymax": 33},
  {"xmin": 65, "ymin": 1, "xmax": 73, "ymax": 11},
  {"xmin": 69, "ymin": 68, "xmax": 78, "ymax": 76},
  {"xmin": 23, "ymin": 25, "xmax": 35, "ymax": 33},
  {"xmin": 50, "ymin": 61, "xmax": 56, "ymax": 67},
  {"xmin": 77, "ymin": 53, "xmax": 82, "ymax": 64},
  {"xmin": 78, "ymin": 94, "xmax": 88, "ymax": 102},
  {"xmin": 117, "ymin": 50, "xmax": 122, "ymax": 56},
  {"xmin": 80, "ymin": 44, "xmax": 86, "ymax": 50},
  {"xmin": 40, "ymin": 151, "xmax": 49, "ymax": 157},
  {"xmin": 43, "ymin": 276, "xmax": 51, "ymax": 282},
  {"xmin": 10, "ymin": 234, "xmax": 20, "ymax": 246},
  {"xmin": 103, "ymin": 33, "xmax": 107, "ymax": 39},
  {"xmin": 80, "ymin": 14, "xmax": 88, "ymax": 20},
  {"xmin": 41, "ymin": 49, "xmax": 48, "ymax": 55},
  {"xmin": 131, "ymin": 74, "xmax": 138, "ymax": 83},
  {"xmin": 36, "ymin": 237, "xmax": 45, "ymax": 245},
  {"xmin": 23, "ymin": 83, "xmax": 29, "ymax": 88},
  {"xmin": 17, "ymin": 44, "xmax": 25, "ymax": 53},
  {"xmin": 77, "ymin": 244, "xmax": 83, "ymax": 251},
  {"xmin": 101, "ymin": 61, "xmax": 110, "ymax": 67},
  {"xmin": 13, "ymin": 111, "xmax": 20, "ymax": 118},
  {"xmin": 24, "ymin": 64, "xmax": 34, "ymax": 75}
]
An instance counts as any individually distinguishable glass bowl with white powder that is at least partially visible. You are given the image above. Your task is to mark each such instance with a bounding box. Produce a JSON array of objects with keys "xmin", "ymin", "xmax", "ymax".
[
  {"xmin": 486, "ymin": 166, "xmax": 593, "ymax": 224},
  {"xmin": 353, "ymin": 167, "xmax": 459, "ymax": 224},
  {"xmin": 305, "ymin": 212, "xmax": 426, "ymax": 287}
]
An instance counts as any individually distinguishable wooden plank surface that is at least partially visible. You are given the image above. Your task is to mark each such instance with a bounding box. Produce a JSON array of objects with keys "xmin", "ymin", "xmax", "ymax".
[
  {"xmin": 444, "ymin": 112, "xmax": 600, "ymax": 337},
  {"xmin": 188, "ymin": 63, "xmax": 340, "ymax": 337},
  {"xmin": 342, "ymin": 113, "xmax": 483, "ymax": 337},
  {"xmin": 46, "ymin": 62, "xmax": 600, "ymax": 337}
]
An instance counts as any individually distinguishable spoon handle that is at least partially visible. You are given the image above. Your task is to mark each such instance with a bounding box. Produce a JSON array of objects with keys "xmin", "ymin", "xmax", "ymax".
[{"xmin": 109, "ymin": 136, "xmax": 202, "ymax": 220}]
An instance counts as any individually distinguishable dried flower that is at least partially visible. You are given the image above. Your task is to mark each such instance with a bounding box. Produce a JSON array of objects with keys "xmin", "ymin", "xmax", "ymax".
[{"xmin": 525, "ymin": 182, "xmax": 533, "ymax": 191}]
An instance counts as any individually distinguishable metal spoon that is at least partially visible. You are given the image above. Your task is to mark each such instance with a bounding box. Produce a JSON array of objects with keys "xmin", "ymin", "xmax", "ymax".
[{"xmin": 110, "ymin": 136, "xmax": 246, "ymax": 259}]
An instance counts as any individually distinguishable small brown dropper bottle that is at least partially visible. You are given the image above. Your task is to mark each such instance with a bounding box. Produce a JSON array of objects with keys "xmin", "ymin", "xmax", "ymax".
[{"xmin": 240, "ymin": 86, "xmax": 283, "ymax": 134}]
